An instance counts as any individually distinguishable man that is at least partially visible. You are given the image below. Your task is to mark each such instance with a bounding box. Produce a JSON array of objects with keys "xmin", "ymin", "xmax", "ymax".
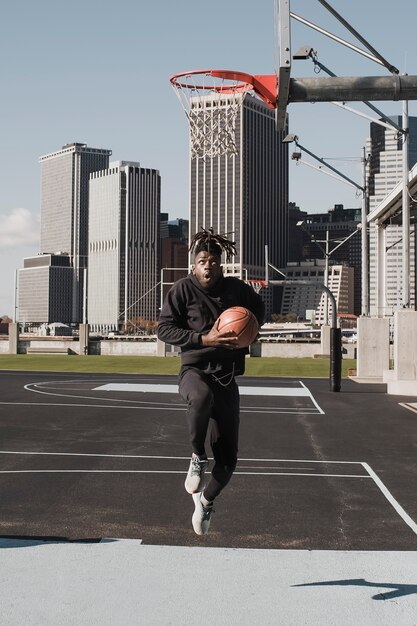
[{"xmin": 157, "ymin": 228, "xmax": 265, "ymax": 535}]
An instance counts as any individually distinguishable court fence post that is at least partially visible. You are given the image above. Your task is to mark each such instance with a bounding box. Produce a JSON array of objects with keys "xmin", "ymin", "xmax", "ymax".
[{"xmin": 330, "ymin": 327, "xmax": 342, "ymax": 392}]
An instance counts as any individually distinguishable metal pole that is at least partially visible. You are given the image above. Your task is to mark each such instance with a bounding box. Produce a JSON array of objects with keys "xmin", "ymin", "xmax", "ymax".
[
  {"xmin": 290, "ymin": 12, "xmax": 392, "ymax": 69},
  {"xmin": 317, "ymin": 0, "xmax": 399, "ymax": 74},
  {"xmin": 320, "ymin": 281, "xmax": 341, "ymax": 392},
  {"xmin": 13, "ymin": 269, "xmax": 18, "ymax": 323},
  {"xmin": 160, "ymin": 268, "xmax": 164, "ymax": 311},
  {"xmin": 83, "ymin": 267, "xmax": 87, "ymax": 324},
  {"xmin": 402, "ymin": 96, "xmax": 410, "ymax": 308},
  {"xmin": 288, "ymin": 75, "xmax": 417, "ymax": 103},
  {"xmin": 361, "ymin": 147, "xmax": 369, "ymax": 316},
  {"xmin": 329, "ymin": 326, "xmax": 342, "ymax": 392},
  {"xmin": 307, "ymin": 57, "xmax": 403, "ymax": 130},
  {"xmin": 296, "ymin": 141, "xmax": 363, "ymax": 190},
  {"xmin": 324, "ymin": 229, "xmax": 329, "ymax": 326},
  {"xmin": 265, "ymin": 244, "xmax": 269, "ymax": 286}
]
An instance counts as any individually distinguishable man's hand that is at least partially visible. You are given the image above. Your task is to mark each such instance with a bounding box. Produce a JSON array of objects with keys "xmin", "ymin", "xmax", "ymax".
[{"xmin": 200, "ymin": 323, "xmax": 239, "ymax": 349}]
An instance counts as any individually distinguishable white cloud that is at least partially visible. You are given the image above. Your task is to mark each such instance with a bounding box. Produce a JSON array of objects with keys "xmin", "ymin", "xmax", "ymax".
[{"xmin": 0, "ymin": 208, "xmax": 40, "ymax": 249}]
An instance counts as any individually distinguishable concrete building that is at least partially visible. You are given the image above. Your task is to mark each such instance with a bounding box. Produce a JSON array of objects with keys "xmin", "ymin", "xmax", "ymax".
[
  {"xmin": 302, "ymin": 205, "xmax": 361, "ymax": 316},
  {"xmin": 189, "ymin": 93, "xmax": 289, "ymax": 317},
  {"xmin": 160, "ymin": 217, "xmax": 189, "ymax": 306},
  {"xmin": 18, "ymin": 254, "xmax": 73, "ymax": 324},
  {"xmin": 288, "ymin": 203, "xmax": 361, "ymax": 315},
  {"xmin": 367, "ymin": 117, "xmax": 417, "ymax": 315},
  {"xmin": 38, "ymin": 142, "xmax": 111, "ymax": 321},
  {"xmin": 280, "ymin": 259, "xmax": 354, "ymax": 325},
  {"xmin": 88, "ymin": 161, "xmax": 161, "ymax": 333}
]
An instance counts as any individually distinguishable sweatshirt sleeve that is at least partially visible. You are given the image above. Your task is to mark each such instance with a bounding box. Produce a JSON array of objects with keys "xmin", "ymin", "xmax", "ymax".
[{"xmin": 157, "ymin": 283, "xmax": 201, "ymax": 348}]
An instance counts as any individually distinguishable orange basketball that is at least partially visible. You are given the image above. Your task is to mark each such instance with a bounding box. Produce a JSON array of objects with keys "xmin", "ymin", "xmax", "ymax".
[{"xmin": 216, "ymin": 306, "xmax": 259, "ymax": 349}]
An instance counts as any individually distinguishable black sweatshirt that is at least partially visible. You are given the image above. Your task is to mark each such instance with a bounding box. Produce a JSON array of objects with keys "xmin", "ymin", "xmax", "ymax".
[{"xmin": 157, "ymin": 274, "xmax": 265, "ymax": 374}]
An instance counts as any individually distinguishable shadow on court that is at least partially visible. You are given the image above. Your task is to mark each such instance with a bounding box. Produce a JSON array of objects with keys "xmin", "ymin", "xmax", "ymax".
[{"xmin": 292, "ymin": 578, "xmax": 417, "ymax": 601}]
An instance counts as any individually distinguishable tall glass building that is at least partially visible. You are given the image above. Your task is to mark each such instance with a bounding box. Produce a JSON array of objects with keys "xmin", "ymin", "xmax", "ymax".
[
  {"xmin": 189, "ymin": 93, "xmax": 289, "ymax": 316},
  {"xmin": 88, "ymin": 162, "xmax": 161, "ymax": 332},
  {"xmin": 38, "ymin": 142, "xmax": 112, "ymax": 322}
]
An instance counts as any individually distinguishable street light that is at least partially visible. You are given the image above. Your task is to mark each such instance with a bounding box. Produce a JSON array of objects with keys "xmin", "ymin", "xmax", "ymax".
[
  {"xmin": 296, "ymin": 220, "xmax": 362, "ymax": 326},
  {"xmin": 282, "ymin": 134, "xmax": 364, "ymax": 192},
  {"xmin": 283, "ymin": 133, "xmax": 370, "ymax": 316}
]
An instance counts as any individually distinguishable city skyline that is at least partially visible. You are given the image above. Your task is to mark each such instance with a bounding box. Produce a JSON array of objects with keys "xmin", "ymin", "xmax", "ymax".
[{"xmin": 2, "ymin": 0, "xmax": 417, "ymax": 314}]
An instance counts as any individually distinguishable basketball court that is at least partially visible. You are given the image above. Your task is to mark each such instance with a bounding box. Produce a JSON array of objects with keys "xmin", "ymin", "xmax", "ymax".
[
  {"xmin": 0, "ymin": 370, "xmax": 416, "ymax": 624},
  {"xmin": 3, "ymin": 1, "xmax": 417, "ymax": 622}
]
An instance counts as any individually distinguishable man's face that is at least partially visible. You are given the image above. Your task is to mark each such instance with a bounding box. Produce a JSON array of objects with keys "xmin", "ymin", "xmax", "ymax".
[{"xmin": 193, "ymin": 251, "xmax": 223, "ymax": 289}]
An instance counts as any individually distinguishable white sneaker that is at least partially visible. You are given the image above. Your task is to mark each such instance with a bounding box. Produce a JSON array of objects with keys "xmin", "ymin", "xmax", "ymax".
[
  {"xmin": 192, "ymin": 492, "xmax": 214, "ymax": 535},
  {"xmin": 184, "ymin": 454, "xmax": 209, "ymax": 494}
]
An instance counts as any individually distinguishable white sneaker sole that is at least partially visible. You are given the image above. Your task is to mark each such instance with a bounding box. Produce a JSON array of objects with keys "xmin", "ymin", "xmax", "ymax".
[
  {"xmin": 192, "ymin": 492, "xmax": 211, "ymax": 535},
  {"xmin": 184, "ymin": 460, "xmax": 208, "ymax": 494}
]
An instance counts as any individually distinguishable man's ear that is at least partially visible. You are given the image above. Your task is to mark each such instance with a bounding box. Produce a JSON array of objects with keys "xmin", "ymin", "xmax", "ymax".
[{"xmin": 191, "ymin": 264, "xmax": 196, "ymax": 274}]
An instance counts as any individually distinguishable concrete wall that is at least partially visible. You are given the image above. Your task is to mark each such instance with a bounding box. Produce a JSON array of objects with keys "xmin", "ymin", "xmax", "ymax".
[
  {"xmin": 0, "ymin": 339, "xmax": 9, "ymax": 354},
  {"xmin": 386, "ymin": 310, "xmax": 417, "ymax": 395},
  {"xmin": 356, "ymin": 317, "xmax": 390, "ymax": 380},
  {"xmin": 99, "ymin": 341, "xmax": 156, "ymax": 356},
  {"xmin": 0, "ymin": 337, "xmax": 356, "ymax": 359}
]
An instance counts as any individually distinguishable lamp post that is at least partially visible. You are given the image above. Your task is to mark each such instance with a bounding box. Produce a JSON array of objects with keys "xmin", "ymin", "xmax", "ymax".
[
  {"xmin": 296, "ymin": 220, "xmax": 362, "ymax": 326},
  {"xmin": 283, "ymin": 133, "xmax": 368, "ymax": 316}
]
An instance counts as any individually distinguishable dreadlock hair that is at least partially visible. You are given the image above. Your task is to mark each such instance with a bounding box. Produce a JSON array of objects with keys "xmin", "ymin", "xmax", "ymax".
[{"xmin": 189, "ymin": 227, "xmax": 237, "ymax": 262}]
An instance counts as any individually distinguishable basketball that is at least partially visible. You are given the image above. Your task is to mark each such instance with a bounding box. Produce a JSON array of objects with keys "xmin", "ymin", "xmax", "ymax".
[{"xmin": 216, "ymin": 306, "xmax": 259, "ymax": 349}]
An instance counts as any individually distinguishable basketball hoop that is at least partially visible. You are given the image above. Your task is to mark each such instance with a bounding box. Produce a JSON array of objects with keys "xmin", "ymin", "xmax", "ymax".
[
  {"xmin": 245, "ymin": 279, "xmax": 267, "ymax": 294},
  {"xmin": 170, "ymin": 70, "xmax": 277, "ymax": 159}
]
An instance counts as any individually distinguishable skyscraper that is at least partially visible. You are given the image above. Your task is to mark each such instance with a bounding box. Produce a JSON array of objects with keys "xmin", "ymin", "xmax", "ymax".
[
  {"xmin": 367, "ymin": 117, "xmax": 417, "ymax": 315},
  {"xmin": 88, "ymin": 161, "xmax": 161, "ymax": 332},
  {"xmin": 38, "ymin": 142, "xmax": 111, "ymax": 321},
  {"xmin": 18, "ymin": 253, "xmax": 73, "ymax": 324},
  {"xmin": 189, "ymin": 93, "xmax": 288, "ymax": 316}
]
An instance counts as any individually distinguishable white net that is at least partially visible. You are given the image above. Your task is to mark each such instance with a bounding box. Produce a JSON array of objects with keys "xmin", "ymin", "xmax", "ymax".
[{"xmin": 172, "ymin": 72, "xmax": 252, "ymax": 160}]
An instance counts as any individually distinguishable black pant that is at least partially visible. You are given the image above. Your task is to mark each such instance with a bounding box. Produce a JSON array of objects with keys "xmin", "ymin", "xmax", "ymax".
[{"xmin": 179, "ymin": 366, "xmax": 240, "ymax": 502}]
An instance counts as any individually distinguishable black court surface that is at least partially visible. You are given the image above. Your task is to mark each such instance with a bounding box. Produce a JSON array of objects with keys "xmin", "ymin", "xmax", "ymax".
[{"xmin": 0, "ymin": 370, "xmax": 417, "ymax": 550}]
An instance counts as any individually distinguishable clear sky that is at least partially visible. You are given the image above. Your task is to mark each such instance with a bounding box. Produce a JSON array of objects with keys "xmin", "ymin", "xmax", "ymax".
[{"xmin": 1, "ymin": 0, "xmax": 417, "ymax": 316}]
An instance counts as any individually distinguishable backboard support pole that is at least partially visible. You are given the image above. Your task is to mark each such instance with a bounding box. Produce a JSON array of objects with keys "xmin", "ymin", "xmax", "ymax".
[{"xmin": 276, "ymin": 0, "xmax": 291, "ymax": 130}]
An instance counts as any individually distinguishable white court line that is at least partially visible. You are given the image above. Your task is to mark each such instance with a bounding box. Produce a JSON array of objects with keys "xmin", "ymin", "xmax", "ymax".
[
  {"xmin": 23, "ymin": 380, "xmax": 324, "ymax": 415},
  {"xmin": 0, "ymin": 401, "xmax": 316, "ymax": 415},
  {"xmin": 2, "ymin": 451, "xmax": 415, "ymax": 531},
  {"xmin": 0, "ymin": 451, "xmax": 363, "ymax": 463},
  {"xmin": 362, "ymin": 462, "xmax": 417, "ymax": 535},
  {"xmin": 0, "ymin": 469, "xmax": 369, "ymax": 478},
  {"xmin": 24, "ymin": 383, "xmax": 182, "ymax": 406},
  {"xmin": 0, "ymin": 450, "xmax": 192, "ymax": 460},
  {"xmin": 299, "ymin": 380, "xmax": 325, "ymax": 414},
  {"xmin": 0, "ymin": 451, "xmax": 368, "ymax": 479},
  {"xmin": 0, "ymin": 401, "xmax": 185, "ymax": 411},
  {"xmin": 94, "ymin": 383, "xmax": 312, "ymax": 397},
  {"xmin": 399, "ymin": 402, "xmax": 417, "ymax": 414}
]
